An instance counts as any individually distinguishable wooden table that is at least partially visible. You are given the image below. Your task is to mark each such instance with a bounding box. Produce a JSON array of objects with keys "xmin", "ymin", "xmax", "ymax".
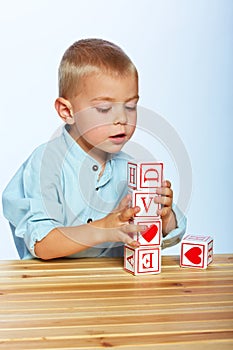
[{"xmin": 0, "ymin": 255, "xmax": 232, "ymax": 349}]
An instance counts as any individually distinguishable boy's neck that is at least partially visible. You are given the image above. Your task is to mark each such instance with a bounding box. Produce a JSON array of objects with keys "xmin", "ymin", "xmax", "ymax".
[
  {"xmin": 85, "ymin": 147, "xmax": 107, "ymax": 166},
  {"xmin": 69, "ymin": 126, "xmax": 108, "ymax": 166}
]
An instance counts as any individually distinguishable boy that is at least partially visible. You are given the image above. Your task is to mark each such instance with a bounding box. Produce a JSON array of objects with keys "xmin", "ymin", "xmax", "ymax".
[{"xmin": 2, "ymin": 39, "xmax": 186, "ymax": 260}]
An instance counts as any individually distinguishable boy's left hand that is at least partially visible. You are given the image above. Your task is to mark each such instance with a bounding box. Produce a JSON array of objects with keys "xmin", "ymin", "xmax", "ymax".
[{"xmin": 154, "ymin": 180, "xmax": 177, "ymax": 236}]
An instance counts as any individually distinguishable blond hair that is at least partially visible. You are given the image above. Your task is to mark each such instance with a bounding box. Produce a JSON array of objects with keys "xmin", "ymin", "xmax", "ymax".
[{"xmin": 58, "ymin": 38, "xmax": 138, "ymax": 99}]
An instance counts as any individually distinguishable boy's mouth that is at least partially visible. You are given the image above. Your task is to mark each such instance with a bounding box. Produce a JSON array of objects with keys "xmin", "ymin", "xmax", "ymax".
[{"xmin": 109, "ymin": 133, "xmax": 126, "ymax": 144}]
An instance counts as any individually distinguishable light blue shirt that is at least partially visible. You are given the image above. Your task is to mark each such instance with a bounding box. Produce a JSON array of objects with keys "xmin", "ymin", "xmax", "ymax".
[{"xmin": 2, "ymin": 125, "xmax": 187, "ymax": 259}]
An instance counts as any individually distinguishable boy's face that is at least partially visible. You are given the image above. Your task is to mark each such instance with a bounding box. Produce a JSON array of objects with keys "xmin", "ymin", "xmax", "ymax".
[{"xmin": 69, "ymin": 72, "xmax": 138, "ymax": 163}]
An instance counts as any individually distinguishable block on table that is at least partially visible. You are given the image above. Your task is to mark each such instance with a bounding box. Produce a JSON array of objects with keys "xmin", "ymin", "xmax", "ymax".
[
  {"xmin": 180, "ymin": 234, "xmax": 213, "ymax": 269},
  {"xmin": 124, "ymin": 245, "xmax": 161, "ymax": 275}
]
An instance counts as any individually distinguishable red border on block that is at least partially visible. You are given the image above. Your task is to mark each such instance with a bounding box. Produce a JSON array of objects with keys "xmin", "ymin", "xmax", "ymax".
[
  {"xmin": 180, "ymin": 242, "xmax": 205, "ymax": 268},
  {"xmin": 136, "ymin": 247, "xmax": 161, "ymax": 274},
  {"xmin": 127, "ymin": 162, "xmax": 137, "ymax": 189},
  {"xmin": 124, "ymin": 245, "xmax": 135, "ymax": 275},
  {"xmin": 139, "ymin": 162, "xmax": 163, "ymax": 189}
]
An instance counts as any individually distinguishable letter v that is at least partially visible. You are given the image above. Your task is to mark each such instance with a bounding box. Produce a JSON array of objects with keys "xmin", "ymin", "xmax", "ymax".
[{"xmin": 141, "ymin": 196, "xmax": 153, "ymax": 213}]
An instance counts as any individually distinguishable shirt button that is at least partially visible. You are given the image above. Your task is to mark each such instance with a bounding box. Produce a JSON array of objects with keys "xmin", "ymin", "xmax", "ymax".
[
  {"xmin": 87, "ymin": 218, "xmax": 93, "ymax": 223},
  {"xmin": 92, "ymin": 165, "xmax": 98, "ymax": 171},
  {"xmin": 95, "ymin": 187, "xmax": 99, "ymax": 191}
]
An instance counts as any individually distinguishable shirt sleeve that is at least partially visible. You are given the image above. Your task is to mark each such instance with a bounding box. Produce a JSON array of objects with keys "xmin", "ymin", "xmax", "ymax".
[
  {"xmin": 2, "ymin": 145, "xmax": 65, "ymax": 258},
  {"xmin": 161, "ymin": 204, "xmax": 187, "ymax": 249}
]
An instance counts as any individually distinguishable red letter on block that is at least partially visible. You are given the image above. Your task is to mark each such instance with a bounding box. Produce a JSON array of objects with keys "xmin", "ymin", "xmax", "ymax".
[{"xmin": 141, "ymin": 252, "xmax": 154, "ymax": 269}]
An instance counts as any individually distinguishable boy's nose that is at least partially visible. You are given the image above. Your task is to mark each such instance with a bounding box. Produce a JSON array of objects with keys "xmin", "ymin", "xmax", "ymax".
[{"xmin": 113, "ymin": 105, "xmax": 127, "ymax": 125}]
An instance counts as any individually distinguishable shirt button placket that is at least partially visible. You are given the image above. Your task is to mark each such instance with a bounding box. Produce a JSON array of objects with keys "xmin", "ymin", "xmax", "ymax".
[{"xmin": 87, "ymin": 165, "xmax": 99, "ymax": 224}]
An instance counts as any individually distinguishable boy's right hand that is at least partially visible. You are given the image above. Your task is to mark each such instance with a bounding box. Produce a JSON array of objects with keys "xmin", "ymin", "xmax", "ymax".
[{"xmin": 90, "ymin": 194, "xmax": 146, "ymax": 248}]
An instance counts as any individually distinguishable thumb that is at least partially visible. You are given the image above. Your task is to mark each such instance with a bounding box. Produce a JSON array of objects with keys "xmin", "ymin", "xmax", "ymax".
[
  {"xmin": 116, "ymin": 194, "xmax": 131, "ymax": 211},
  {"xmin": 119, "ymin": 206, "xmax": 140, "ymax": 222},
  {"xmin": 119, "ymin": 231, "xmax": 140, "ymax": 248}
]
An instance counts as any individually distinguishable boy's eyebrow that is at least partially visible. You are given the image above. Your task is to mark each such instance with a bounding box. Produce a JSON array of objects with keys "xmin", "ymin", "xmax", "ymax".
[{"xmin": 91, "ymin": 95, "xmax": 139, "ymax": 103}]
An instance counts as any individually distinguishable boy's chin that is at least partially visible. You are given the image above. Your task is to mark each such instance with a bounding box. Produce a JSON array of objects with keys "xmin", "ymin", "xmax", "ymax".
[
  {"xmin": 107, "ymin": 143, "xmax": 126, "ymax": 153},
  {"xmin": 95, "ymin": 144, "xmax": 125, "ymax": 156}
]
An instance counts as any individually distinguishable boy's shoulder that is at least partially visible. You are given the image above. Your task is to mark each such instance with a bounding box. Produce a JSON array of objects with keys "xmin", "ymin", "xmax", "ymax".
[{"xmin": 22, "ymin": 126, "xmax": 69, "ymax": 171}]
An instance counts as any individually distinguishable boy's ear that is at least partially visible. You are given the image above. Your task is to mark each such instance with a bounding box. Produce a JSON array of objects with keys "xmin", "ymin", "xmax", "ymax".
[{"xmin": 54, "ymin": 97, "xmax": 75, "ymax": 125}]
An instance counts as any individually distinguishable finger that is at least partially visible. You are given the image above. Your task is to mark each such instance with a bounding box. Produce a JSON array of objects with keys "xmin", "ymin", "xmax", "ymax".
[
  {"xmin": 115, "ymin": 228, "xmax": 140, "ymax": 247},
  {"xmin": 124, "ymin": 236, "xmax": 140, "ymax": 248},
  {"xmin": 157, "ymin": 206, "xmax": 171, "ymax": 217},
  {"xmin": 127, "ymin": 240, "xmax": 140, "ymax": 248},
  {"xmin": 154, "ymin": 196, "xmax": 173, "ymax": 207},
  {"xmin": 118, "ymin": 206, "xmax": 140, "ymax": 222},
  {"xmin": 156, "ymin": 187, "xmax": 173, "ymax": 197},
  {"xmin": 162, "ymin": 180, "xmax": 171, "ymax": 188},
  {"xmin": 116, "ymin": 194, "xmax": 132, "ymax": 211},
  {"xmin": 121, "ymin": 223, "xmax": 148, "ymax": 234}
]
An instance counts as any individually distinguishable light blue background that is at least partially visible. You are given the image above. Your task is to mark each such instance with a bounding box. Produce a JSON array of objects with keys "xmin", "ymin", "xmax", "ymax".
[{"xmin": 0, "ymin": 0, "xmax": 232, "ymax": 258}]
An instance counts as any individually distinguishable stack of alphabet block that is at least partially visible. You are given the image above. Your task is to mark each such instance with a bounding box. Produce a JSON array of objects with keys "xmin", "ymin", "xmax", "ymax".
[{"xmin": 124, "ymin": 161, "xmax": 163, "ymax": 275}]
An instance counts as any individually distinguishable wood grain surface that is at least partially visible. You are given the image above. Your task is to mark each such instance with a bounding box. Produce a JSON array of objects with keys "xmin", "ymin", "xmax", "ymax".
[{"xmin": 0, "ymin": 254, "xmax": 232, "ymax": 349}]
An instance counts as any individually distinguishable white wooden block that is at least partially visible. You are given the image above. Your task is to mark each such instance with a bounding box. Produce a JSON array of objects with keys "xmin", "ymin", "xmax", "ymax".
[
  {"xmin": 180, "ymin": 234, "xmax": 214, "ymax": 269},
  {"xmin": 129, "ymin": 189, "xmax": 160, "ymax": 218},
  {"xmin": 130, "ymin": 218, "xmax": 162, "ymax": 246},
  {"xmin": 127, "ymin": 161, "xmax": 163, "ymax": 190},
  {"xmin": 124, "ymin": 245, "xmax": 161, "ymax": 275}
]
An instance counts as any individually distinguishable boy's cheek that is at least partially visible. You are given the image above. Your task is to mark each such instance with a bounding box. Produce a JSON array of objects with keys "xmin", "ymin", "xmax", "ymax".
[
  {"xmin": 127, "ymin": 124, "xmax": 136, "ymax": 138},
  {"xmin": 76, "ymin": 120, "xmax": 112, "ymax": 135}
]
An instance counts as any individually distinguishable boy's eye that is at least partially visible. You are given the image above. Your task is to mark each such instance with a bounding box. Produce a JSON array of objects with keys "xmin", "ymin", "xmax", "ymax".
[
  {"xmin": 95, "ymin": 106, "xmax": 112, "ymax": 113},
  {"xmin": 125, "ymin": 104, "xmax": 137, "ymax": 111}
]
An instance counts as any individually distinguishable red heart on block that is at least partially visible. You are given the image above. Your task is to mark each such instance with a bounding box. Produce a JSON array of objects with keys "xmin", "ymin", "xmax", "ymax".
[
  {"xmin": 185, "ymin": 247, "xmax": 202, "ymax": 264},
  {"xmin": 142, "ymin": 224, "xmax": 158, "ymax": 242}
]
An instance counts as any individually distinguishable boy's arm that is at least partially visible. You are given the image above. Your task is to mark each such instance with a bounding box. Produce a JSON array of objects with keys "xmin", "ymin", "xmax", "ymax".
[
  {"xmin": 35, "ymin": 225, "xmax": 106, "ymax": 260},
  {"xmin": 35, "ymin": 195, "xmax": 146, "ymax": 260}
]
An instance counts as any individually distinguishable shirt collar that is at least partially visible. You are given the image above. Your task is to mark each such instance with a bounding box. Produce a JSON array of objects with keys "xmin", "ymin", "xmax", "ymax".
[{"xmin": 62, "ymin": 124, "xmax": 113, "ymax": 187}]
